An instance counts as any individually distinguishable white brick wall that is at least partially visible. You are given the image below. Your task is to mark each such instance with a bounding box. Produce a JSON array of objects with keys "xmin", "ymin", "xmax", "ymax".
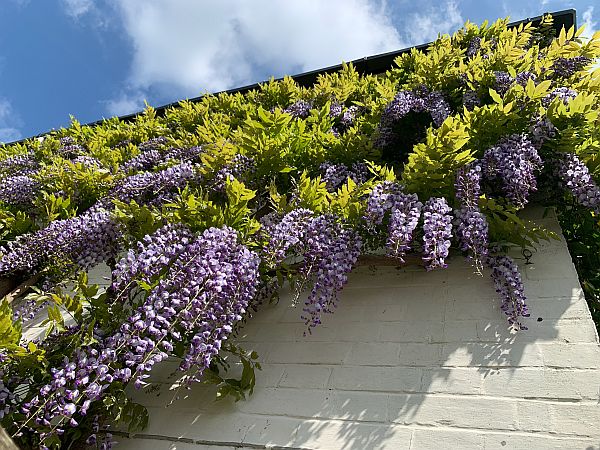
[{"xmin": 61, "ymin": 209, "xmax": 600, "ymax": 449}]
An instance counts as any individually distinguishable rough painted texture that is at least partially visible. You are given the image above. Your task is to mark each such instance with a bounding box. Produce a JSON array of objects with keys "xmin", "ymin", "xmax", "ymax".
[{"xmin": 77, "ymin": 209, "xmax": 600, "ymax": 448}]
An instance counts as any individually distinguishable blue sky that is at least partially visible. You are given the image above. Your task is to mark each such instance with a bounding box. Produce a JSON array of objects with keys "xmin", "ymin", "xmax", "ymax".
[{"xmin": 0, "ymin": 0, "xmax": 597, "ymax": 142}]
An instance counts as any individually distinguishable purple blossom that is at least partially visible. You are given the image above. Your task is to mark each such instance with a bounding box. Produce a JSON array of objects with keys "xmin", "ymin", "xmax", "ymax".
[
  {"xmin": 0, "ymin": 153, "xmax": 39, "ymax": 175},
  {"xmin": 376, "ymin": 88, "xmax": 450, "ymax": 153},
  {"xmin": 488, "ymin": 255, "xmax": 529, "ymax": 330},
  {"xmin": 493, "ymin": 71, "xmax": 513, "ymax": 95},
  {"xmin": 71, "ymin": 156, "xmax": 102, "ymax": 169},
  {"xmin": 463, "ymin": 90, "xmax": 480, "ymax": 111},
  {"xmin": 455, "ymin": 208, "xmax": 488, "ymax": 272},
  {"xmin": 481, "ymin": 134, "xmax": 543, "ymax": 208},
  {"xmin": 284, "ymin": 100, "xmax": 312, "ymax": 119},
  {"xmin": 111, "ymin": 223, "xmax": 195, "ymax": 301},
  {"xmin": 529, "ymin": 116, "xmax": 556, "ymax": 148},
  {"xmin": 455, "ymin": 164, "xmax": 482, "ymax": 209},
  {"xmin": 263, "ymin": 208, "xmax": 313, "ymax": 267},
  {"xmin": 552, "ymin": 56, "xmax": 592, "ymax": 78},
  {"xmin": 210, "ymin": 154, "xmax": 255, "ymax": 193},
  {"xmin": 0, "ymin": 175, "xmax": 39, "ymax": 206},
  {"xmin": 542, "ymin": 87, "xmax": 578, "ymax": 107},
  {"xmin": 466, "ymin": 36, "xmax": 481, "ymax": 58},
  {"xmin": 555, "ymin": 152, "xmax": 600, "ymax": 212},
  {"xmin": 515, "ymin": 71, "xmax": 537, "ymax": 87},
  {"xmin": 454, "ymin": 163, "xmax": 489, "ymax": 272},
  {"xmin": 138, "ymin": 137, "xmax": 168, "ymax": 152},
  {"xmin": 0, "ymin": 207, "xmax": 122, "ymax": 275},
  {"xmin": 300, "ymin": 215, "xmax": 362, "ymax": 331},
  {"xmin": 107, "ymin": 162, "xmax": 196, "ymax": 206},
  {"xmin": 363, "ymin": 181, "xmax": 404, "ymax": 227},
  {"xmin": 422, "ymin": 197, "xmax": 453, "ymax": 271},
  {"xmin": 386, "ymin": 194, "xmax": 422, "ymax": 261}
]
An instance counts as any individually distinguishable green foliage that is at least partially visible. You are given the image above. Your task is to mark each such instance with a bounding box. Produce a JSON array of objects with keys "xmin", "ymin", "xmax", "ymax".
[{"xmin": 2, "ymin": 13, "xmax": 600, "ymax": 449}]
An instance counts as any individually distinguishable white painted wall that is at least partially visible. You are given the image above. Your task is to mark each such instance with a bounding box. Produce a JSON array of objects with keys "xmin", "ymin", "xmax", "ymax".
[{"xmin": 82, "ymin": 209, "xmax": 600, "ymax": 448}]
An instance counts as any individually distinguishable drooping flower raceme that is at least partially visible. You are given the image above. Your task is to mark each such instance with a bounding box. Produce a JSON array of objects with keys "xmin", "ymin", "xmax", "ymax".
[
  {"xmin": 555, "ymin": 152, "xmax": 600, "ymax": 212},
  {"xmin": 0, "ymin": 207, "xmax": 122, "ymax": 275},
  {"xmin": 363, "ymin": 181, "xmax": 404, "ymax": 227},
  {"xmin": 21, "ymin": 226, "xmax": 260, "ymax": 445},
  {"xmin": 386, "ymin": 194, "xmax": 422, "ymax": 261},
  {"xmin": 210, "ymin": 154, "xmax": 255, "ymax": 193},
  {"xmin": 284, "ymin": 100, "xmax": 312, "ymax": 119},
  {"xmin": 263, "ymin": 210, "xmax": 361, "ymax": 331},
  {"xmin": 0, "ymin": 153, "xmax": 39, "ymax": 176},
  {"xmin": 488, "ymin": 255, "xmax": 529, "ymax": 331},
  {"xmin": 110, "ymin": 223, "xmax": 195, "ymax": 301},
  {"xmin": 0, "ymin": 175, "xmax": 40, "ymax": 206},
  {"xmin": 300, "ymin": 215, "xmax": 362, "ymax": 331},
  {"xmin": 106, "ymin": 162, "xmax": 196, "ymax": 206},
  {"xmin": 455, "ymin": 164, "xmax": 482, "ymax": 209},
  {"xmin": 551, "ymin": 56, "xmax": 592, "ymax": 78},
  {"xmin": 454, "ymin": 163, "xmax": 489, "ymax": 272},
  {"xmin": 422, "ymin": 197, "xmax": 453, "ymax": 271},
  {"xmin": 263, "ymin": 208, "xmax": 313, "ymax": 268},
  {"xmin": 320, "ymin": 161, "xmax": 370, "ymax": 192},
  {"xmin": 482, "ymin": 134, "xmax": 543, "ymax": 208},
  {"xmin": 542, "ymin": 87, "xmax": 578, "ymax": 107}
]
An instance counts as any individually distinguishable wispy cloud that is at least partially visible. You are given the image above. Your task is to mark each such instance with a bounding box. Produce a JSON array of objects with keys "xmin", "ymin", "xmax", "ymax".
[
  {"xmin": 402, "ymin": 0, "xmax": 464, "ymax": 45},
  {"xmin": 0, "ymin": 99, "xmax": 22, "ymax": 143},
  {"xmin": 104, "ymin": 90, "xmax": 147, "ymax": 116},
  {"xmin": 104, "ymin": 0, "xmax": 402, "ymax": 113},
  {"xmin": 60, "ymin": 0, "xmax": 93, "ymax": 19},
  {"xmin": 582, "ymin": 6, "xmax": 598, "ymax": 40}
]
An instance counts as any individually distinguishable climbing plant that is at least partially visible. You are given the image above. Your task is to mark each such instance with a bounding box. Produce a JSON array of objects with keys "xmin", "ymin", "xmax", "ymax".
[{"xmin": 0, "ymin": 14, "xmax": 599, "ymax": 449}]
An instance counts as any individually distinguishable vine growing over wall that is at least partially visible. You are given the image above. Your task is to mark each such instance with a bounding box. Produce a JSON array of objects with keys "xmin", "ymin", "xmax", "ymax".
[{"xmin": 0, "ymin": 14, "xmax": 599, "ymax": 449}]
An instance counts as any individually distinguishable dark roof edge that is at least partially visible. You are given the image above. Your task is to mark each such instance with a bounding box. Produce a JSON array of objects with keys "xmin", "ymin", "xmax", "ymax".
[{"xmin": 8, "ymin": 9, "xmax": 576, "ymax": 145}]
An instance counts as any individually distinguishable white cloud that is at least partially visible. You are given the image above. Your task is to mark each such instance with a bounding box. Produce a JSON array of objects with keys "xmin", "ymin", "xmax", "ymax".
[
  {"xmin": 104, "ymin": 91, "xmax": 147, "ymax": 116},
  {"xmin": 0, "ymin": 99, "xmax": 22, "ymax": 143},
  {"xmin": 582, "ymin": 7, "xmax": 597, "ymax": 40},
  {"xmin": 403, "ymin": 0, "xmax": 463, "ymax": 45},
  {"xmin": 109, "ymin": 0, "xmax": 403, "ymax": 99},
  {"xmin": 60, "ymin": 0, "xmax": 94, "ymax": 20}
]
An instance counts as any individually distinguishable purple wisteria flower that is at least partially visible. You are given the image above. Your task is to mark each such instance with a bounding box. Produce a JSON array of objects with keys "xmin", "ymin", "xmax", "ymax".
[
  {"xmin": 529, "ymin": 116, "xmax": 556, "ymax": 148},
  {"xmin": 319, "ymin": 161, "xmax": 369, "ymax": 192},
  {"xmin": 542, "ymin": 87, "xmax": 578, "ymax": 107},
  {"xmin": 555, "ymin": 152, "xmax": 600, "ymax": 212},
  {"xmin": 71, "ymin": 155, "xmax": 102, "ymax": 169},
  {"xmin": 0, "ymin": 175, "xmax": 40, "ymax": 206},
  {"xmin": 466, "ymin": 36, "xmax": 481, "ymax": 57},
  {"xmin": 22, "ymin": 226, "xmax": 260, "ymax": 444},
  {"xmin": 488, "ymin": 255, "xmax": 529, "ymax": 331},
  {"xmin": 0, "ymin": 207, "xmax": 122, "ymax": 275},
  {"xmin": 110, "ymin": 223, "xmax": 195, "ymax": 301},
  {"xmin": 363, "ymin": 181, "xmax": 405, "ymax": 227},
  {"xmin": 284, "ymin": 100, "xmax": 313, "ymax": 119},
  {"xmin": 210, "ymin": 154, "xmax": 255, "ymax": 193},
  {"xmin": 107, "ymin": 161, "xmax": 196, "ymax": 206},
  {"xmin": 462, "ymin": 90, "xmax": 480, "ymax": 111},
  {"xmin": 454, "ymin": 163, "xmax": 488, "ymax": 272},
  {"xmin": 493, "ymin": 71, "xmax": 514, "ymax": 95},
  {"xmin": 0, "ymin": 153, "xmax": 39, "ymax": 175},
  {"xmin": 422, "ymin": 197, "xmax": 453, "ymax": 271},
  {"xmin": 386, "ymin": 194, "xmax": 422, "ymax": 261},
  {"xmin": 482, "ymin": 134, "xmax": 543, "ymax": 208},
  {"xmin": 138, "ymin": 137, "xmax": 168, "ymax": 152},
  {"xmin": 375, "ymin": 87, "xmax": 450, "ymax": 158},
  {"xmin": 552, "ymin": 56, "xmax": 592, "ymax": 78},
  {"xmin": 515, "ymin": 71, "xmax": 537, "ymax": 87},
  {"xmin": 300, "ymin": 215, "xmax": 362, "ymax": 331}
]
